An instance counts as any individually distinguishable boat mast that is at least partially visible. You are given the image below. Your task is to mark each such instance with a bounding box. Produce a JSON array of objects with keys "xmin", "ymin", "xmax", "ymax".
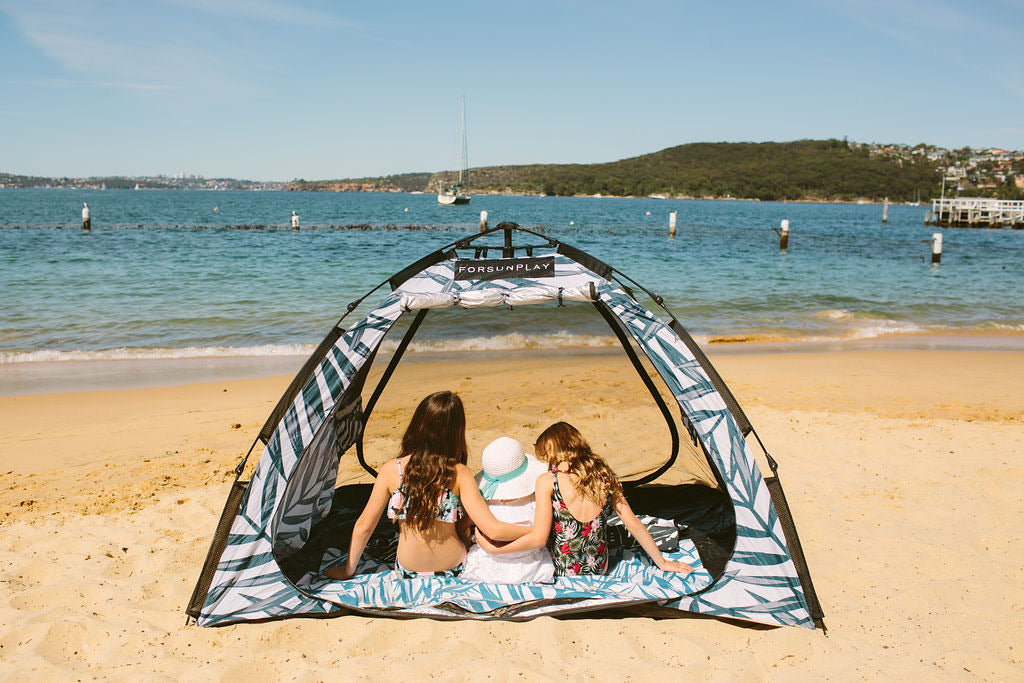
[{"xmin": 459, "ymin": 95, "xmax": 468, "ymax": 188}]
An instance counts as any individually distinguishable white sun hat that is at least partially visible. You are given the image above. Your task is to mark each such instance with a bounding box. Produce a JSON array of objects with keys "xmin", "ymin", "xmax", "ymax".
[{"xmin": 475, "ymin": 437, "xmax": 548, "ymax": 501}]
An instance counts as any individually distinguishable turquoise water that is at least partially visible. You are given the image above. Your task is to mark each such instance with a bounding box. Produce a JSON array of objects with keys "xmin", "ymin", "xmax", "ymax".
[{"xmin": 1, "ymin": 188, "xmax": 1022, "ymax": 362}]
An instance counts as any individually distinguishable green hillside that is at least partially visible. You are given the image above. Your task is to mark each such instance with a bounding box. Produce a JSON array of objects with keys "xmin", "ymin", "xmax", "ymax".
[{"xmin": 464, "ymin": 139, "xmax": 940, "ymax": 201}]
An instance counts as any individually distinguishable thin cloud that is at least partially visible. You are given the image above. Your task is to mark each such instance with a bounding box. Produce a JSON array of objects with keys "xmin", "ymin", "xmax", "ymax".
[
  {"xmin": 1, "ymin": 78, "xmax": 178, "ymax": 91},
  {"xmin": 157, "ymin": 0, "xmax": 357, "ymax": 29},
  {"xmin": 0, "ymin": 1, "xmax": 267, "ymax": 97}
]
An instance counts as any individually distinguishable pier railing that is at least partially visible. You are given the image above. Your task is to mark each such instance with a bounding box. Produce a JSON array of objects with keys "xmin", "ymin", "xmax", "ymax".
[{"xmin": 928, "ymin": 198, "xmax": 1024, "ymax": 228}]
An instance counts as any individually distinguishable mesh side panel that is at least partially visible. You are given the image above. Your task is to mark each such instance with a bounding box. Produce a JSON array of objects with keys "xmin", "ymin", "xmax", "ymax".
[
  {"xmin": 186, "ymin": 480, "xmax": 248, "ymax": 619},
  {"xmin": 668, "ymin": 320, "xmax": 753, "ymax": 436},
  {"xmin": 765, "ymin": 476, "xmax": 825, "ymax": 628}
]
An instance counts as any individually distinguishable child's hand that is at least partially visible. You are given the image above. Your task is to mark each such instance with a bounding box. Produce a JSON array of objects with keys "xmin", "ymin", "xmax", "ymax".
[
  {"xmin": 657, "ymin": 559, "xmax": 694, "ymax": 574},
  {"xmin": 476, "ymin": 533, "xmax": 510, "ymax": 554},
  {"xmin": 325, "ymin": 564, "xmax": 354, "ymax": 580}
]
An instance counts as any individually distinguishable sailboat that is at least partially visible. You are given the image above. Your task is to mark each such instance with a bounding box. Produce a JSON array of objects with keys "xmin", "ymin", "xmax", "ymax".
[{"xmin": 438, "ymin": 97, "xmax": 470, "ymax": 205}]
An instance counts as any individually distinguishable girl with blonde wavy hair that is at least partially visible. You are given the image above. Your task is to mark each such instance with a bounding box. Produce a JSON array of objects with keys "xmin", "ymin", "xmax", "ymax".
[
  {"xmin": 326, "ymin": 391, "xmax": 528, "ymax": 580},
  {"xmin": 478, "ymin": 422, "xmax": 692, "ymax": 576}
]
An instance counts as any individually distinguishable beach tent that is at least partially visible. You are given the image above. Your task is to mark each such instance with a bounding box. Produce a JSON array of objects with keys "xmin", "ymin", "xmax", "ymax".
[{"xmin": 187, "ymin": 224, "xmax": 825, "ymax": 630}]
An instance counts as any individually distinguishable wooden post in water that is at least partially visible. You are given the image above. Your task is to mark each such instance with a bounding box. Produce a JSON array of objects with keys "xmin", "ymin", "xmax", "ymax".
[
  {"xmin": 669, "ymin": 211, "xmax": 677, "ymax": 237},
  {"xmin": 780, "ymin": 219, "xmax": 789, "ymax": 251},
  {"xmin": 931, "ymin": 232, "xmax": 942, "ymax": 264},
  {"xmin": 882, "ymin": 197, "xmax": 889, "ymax": 224},
  {"xmin": 480, "ymin": 210, "xmax": 488, "ymax": 232},
  {"xmin": 291, "ymin": 211, "xmax": 299, "ymax": 230},
  {"xmin": 81, "ymin": 202, "xmax": 91, "ymax": 231}
]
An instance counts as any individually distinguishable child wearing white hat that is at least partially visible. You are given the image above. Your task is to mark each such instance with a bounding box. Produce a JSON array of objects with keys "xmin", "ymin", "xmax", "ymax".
[{"xmin": 461, "ymin": 437, "xmax": 555, "ymax": 584}]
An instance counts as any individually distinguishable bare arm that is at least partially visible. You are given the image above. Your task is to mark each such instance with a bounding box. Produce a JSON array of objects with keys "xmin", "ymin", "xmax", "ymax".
[
  {"xmin": 477, "ymin": 475, "xmax": 554, "ymax": 555},
  {"xmin": 326, "ymin": 461, "xmax": 395, "ymax": 579},
  {"xmin": 613, "ymin": 494, "xmax": 692, "ymax": 574},
  {"xmin": 456, "ymin": 466, "xmax": 529, "ymax": 541}
]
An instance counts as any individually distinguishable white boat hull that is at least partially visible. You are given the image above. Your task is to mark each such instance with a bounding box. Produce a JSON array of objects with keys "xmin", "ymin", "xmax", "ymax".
[{"xmin": 437, "ymin": 191, "xmax": 470, "ymax": 205}]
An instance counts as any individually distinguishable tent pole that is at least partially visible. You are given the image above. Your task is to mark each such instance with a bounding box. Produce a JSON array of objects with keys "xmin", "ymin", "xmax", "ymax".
[
  {"xmin": 591, "ymin": 300, "xmax": 680, "ymax": 486},
  {"xmin": 502, "ymin": 223, "xmax": 514, "ymax": 258},
  {"xmin": 355, "ymin": 308, "xmax": 430, "ymax": 477}
]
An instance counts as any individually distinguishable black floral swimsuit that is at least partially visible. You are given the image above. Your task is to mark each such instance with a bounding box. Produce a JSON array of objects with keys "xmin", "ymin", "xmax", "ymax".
[{"xmin": 547, "ymin": 471, "xmax": 612, "ymax": 576}]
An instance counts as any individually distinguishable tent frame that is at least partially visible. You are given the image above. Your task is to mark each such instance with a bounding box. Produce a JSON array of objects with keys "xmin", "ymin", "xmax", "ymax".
[{"xmin": 187, "ymin": 223, "xmax": 824, "ymax": 630}]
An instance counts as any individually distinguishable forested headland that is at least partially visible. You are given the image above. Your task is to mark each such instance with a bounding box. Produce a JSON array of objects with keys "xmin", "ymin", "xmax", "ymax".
[{"xmin": 290, "ymin": 139, "xmax": 948, "ymax": 202}]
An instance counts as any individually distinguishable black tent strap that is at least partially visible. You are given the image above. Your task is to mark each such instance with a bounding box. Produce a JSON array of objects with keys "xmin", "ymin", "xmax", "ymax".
[
  {"xmin": 666, "ymin": 320, "xmax": 754, "ymax": 437},
  {"xmin": 389, "ymin": 248, "xmax": 458, "ymax": 291},
  {"xmin": 355, "ymin": 308, "xmax": 430, "ymax": 477},
  {"xmin": 555, "ymin": 242, "xmax": 613, "ymax": 280},
  {"xmin": 467, "ymin": 243, "xmax": 554, "ymax": 258},
  {"xmin": 258, "ymin": 326, "xmax": 345, "ymax": 444},
  {"xmin": 764, "ymin": 475, "xmax": 826, "ymax": 631},
  {"xmin": 591, "ymin": 300, "xmax": 680, "ymax": 487},
  {"xmin": 186, "ymin": 479, "xmax": 249, "ymax": 620}
]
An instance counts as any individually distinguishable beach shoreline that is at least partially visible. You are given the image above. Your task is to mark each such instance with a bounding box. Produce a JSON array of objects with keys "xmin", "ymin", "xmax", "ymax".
[
  {"xmin": 2, "ymin": 331, "xmax": 1023, "ymax": 396},
  {"xmin": 1, "ymin": 347, "xmax": 1022, "ymax": 677}
]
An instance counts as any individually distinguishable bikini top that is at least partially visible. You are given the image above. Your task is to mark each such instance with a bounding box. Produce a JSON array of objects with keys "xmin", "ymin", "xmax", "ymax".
[{"xmin": 386, "ymin": 457, "xmax": 464, "ymax": 524}]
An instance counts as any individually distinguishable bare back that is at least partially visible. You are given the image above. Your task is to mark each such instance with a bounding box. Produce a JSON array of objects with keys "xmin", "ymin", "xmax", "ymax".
[
  {"xmin": 386, "ymin": 457, "xmax": 467, "ymax": 572},
  {"xmin": 552, "ymin": 471, "xmax": 608, "ymax": 521}
]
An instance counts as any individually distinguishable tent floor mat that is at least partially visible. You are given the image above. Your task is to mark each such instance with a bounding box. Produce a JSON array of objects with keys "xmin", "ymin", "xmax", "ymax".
[
  {"xmin": 278, "ymin": 482, "xmax": 736, "ymax": 613},
  {"xmin": 276, "ymin": 483, "xmax": 733, "ymax": 585}
]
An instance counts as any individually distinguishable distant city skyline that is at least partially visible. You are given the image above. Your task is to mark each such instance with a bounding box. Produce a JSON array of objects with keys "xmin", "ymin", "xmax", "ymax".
[{"xmin": 1, "ymin": 0, "xmax": 1022, "ymax": 181}]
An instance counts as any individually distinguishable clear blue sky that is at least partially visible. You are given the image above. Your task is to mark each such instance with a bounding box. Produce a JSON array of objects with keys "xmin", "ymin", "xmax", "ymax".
[{"xmin": 1, "ymin": 0, "xmax": 1021, "ymax": 181}]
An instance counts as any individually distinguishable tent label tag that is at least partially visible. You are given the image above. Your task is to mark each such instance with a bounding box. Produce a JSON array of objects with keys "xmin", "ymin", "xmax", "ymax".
[{"xmin": 454, "ymin": 257, "xmax": 555, "ymax": 280}]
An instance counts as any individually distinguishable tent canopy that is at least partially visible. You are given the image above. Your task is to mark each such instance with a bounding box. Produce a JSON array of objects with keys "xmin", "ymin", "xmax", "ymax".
[{"xmin": 187, "ymin": 223, "xmax": 824, "ymax": 630}]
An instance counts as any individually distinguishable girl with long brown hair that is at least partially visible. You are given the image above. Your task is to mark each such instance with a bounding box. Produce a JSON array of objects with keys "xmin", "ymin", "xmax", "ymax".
[
  {"xmin": 326, "ymin": 391, "xmax": 528, "ymax": 579},
  {"xmin": 478, "ymin": 422, "xmax": 692, "ymax": 576}
]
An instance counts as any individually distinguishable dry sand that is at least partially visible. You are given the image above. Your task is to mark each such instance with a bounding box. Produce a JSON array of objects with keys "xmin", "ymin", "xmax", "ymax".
[{"xmin": 1, "ymin": 348, "xmax": 1023, "ymax": 680}]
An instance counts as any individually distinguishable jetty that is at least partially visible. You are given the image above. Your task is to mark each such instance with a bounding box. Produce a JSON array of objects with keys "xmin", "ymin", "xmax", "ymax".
[{"xmin": 927, "ymin": 198, "xmax": 1024, "ymax": 228}]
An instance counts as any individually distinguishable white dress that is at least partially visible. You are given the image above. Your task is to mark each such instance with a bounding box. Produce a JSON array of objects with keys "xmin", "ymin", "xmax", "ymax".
[{"xmin": 461, "ymin": 497, "xmax": 555, "ymax": 584}]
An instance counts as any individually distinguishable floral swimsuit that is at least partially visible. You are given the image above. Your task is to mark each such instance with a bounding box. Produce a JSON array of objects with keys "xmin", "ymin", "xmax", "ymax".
[{"xmin": 548, "ymin": 471, "xmax": 612, "ymax": 576}]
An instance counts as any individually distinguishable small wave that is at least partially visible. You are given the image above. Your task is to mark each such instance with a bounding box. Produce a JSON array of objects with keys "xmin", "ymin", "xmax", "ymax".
[
  {"xmin": 0, "ymin": 344, "xmax": 317, "ymax": 364},
  {"xmin": 987, "ymin": 322, "xmax": 1024, "ymax": 332},
  {"xmin": 815, "ymin": 309, "xmax": 853, "ymax": 320},
  {"xmin": 822, "ymin": 319, "xmax": 929, "ymax": 341},
  {"xmin": 0, "ymin": 334, "xmax": 620, "ymax": 363}
]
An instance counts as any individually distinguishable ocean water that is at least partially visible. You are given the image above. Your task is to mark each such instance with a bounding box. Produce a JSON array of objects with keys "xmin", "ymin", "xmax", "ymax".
[{"xmin": 2, "ymin": 188, "xmax": 1023, "ymax": 364}]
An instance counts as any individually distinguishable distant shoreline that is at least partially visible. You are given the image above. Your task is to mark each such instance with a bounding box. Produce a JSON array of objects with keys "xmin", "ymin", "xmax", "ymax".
[
  {"xmin": 5, "ymin": 138, "xmax": 1021, "ymax": 203},
  {"xmin": 0, "ymin": 185, "xmax": 927, "ymax": 206}
]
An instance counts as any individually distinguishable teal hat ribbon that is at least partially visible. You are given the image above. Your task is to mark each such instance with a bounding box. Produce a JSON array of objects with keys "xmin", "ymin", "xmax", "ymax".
[{"xmin": 479, "ymin": 458, "xmax": 529, "ymax": 499}]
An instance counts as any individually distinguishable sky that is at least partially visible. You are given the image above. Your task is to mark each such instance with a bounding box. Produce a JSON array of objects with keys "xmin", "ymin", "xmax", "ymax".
[{"xmin": 1, "ymin": 0, "xmax": 1022, "ymax": 181}]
